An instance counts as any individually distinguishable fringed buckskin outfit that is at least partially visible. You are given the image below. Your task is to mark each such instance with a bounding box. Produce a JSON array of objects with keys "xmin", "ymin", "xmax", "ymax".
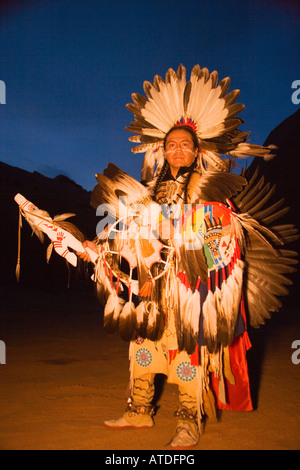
[
  {"xmin": 89, "ymin": 65, "xmax": 298, "ymax": 448},
  {"xmin": 130, "ymin": 163, "xmax": 251, "ymax": 429}
]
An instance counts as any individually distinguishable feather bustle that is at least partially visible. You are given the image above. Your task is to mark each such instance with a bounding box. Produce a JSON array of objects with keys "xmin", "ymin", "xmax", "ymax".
[
  {"xmin": 119, "ymin": 301, "xmax": 137, "ymax": 341},
  {"xmin": 104, "ymin": 291, "xmax": 125, "ymax": 334}
]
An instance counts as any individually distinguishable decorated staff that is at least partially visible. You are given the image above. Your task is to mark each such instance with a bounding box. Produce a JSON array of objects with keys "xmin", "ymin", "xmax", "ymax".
[{"xmin": 14, "ymin": 193, "xmax": 99, "ymax": 279}]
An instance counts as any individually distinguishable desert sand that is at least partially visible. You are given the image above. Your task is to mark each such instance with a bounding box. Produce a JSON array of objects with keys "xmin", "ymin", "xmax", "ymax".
[{"xmin": 0, "ymin": 280, "xmax": 299, "ymax": 452}]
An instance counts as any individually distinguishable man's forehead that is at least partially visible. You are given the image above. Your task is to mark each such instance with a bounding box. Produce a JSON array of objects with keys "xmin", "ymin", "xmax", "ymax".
[{"xmin": 166, "ymin": 134, "xmax": 193, "ymax": 142}]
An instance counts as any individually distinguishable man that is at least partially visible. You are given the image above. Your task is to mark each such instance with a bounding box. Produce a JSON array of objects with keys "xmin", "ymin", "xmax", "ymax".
[
  {"xmin": 103, "ymin": 127, "xmax": 204, "ymax": 449},
  {"xmin": 78, "ymin": 65, "xmax": 296, "ymax": 450}
]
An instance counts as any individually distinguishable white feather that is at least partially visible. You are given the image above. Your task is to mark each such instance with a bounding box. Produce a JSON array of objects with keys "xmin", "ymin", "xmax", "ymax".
[
  {"xmin": 147, "ymin": 302, "xmax": 159, "ymax": 329},
  {"xmin": 179, "ymin": 282, "xmax": 191, "ymax": 328},
  {"xmin": 104, "ymin": 291, "xmax": 125, "ymax": 320},
  {"xmin": 135, "ymin": 301, "xmax": 146, "ymax": 326},
  {"xmin": 119, "ymin": 301, "xmax": 137, "ymax": 341},
  {"xmin": 202, "ymin": 288, "xmax": 218, "ymax": 352},
  {"xmin": 188, "ymin": 289, "xmax": 201, "ymax": 338}
]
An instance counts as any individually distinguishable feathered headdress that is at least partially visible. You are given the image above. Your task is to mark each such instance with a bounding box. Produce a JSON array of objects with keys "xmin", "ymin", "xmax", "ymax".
[{"xmin": 125, "ymin": 64, "xmax": 275, "ymax": 180}]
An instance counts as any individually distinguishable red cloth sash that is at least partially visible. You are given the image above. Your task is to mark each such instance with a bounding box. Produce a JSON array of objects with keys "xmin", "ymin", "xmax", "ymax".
[{"xmin": 210, "ymin": 331, "xmax": 253, "ymax": 411}]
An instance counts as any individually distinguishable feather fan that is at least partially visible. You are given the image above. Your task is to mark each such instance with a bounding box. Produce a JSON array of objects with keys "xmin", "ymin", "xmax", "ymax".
[
  {"xmin": 231, "ymin": 166, "xmax": 299, "ymax": 329},
  {"xmin": 189, "ymin": 171, "xmax": 247, "ymax": 204},
  {"xmin": 90, "ymin": 164, "xmax": 151, "ymax": 218}
]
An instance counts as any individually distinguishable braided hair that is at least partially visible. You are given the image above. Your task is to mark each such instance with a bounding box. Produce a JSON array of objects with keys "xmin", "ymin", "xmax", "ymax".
[{"xmin": 153, "ymin": 159, "xmax": 169, "ymax": 197}]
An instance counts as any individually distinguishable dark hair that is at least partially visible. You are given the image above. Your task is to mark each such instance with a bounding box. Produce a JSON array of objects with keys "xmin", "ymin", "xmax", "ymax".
[
  {"xmin": 153, "ymin": 159, "xmax": 169, "ymax": 197},
  {"xmin": 163, "ymin": 125, "xmax": 200, "ymax": 150},
  {"xmin": 153, "ymin": 125, "xmax": 198, "ymax": 203}
]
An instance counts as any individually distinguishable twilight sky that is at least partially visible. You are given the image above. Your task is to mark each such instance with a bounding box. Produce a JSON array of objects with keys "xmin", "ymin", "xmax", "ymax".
[{"xmin": 0, "ymin": 0, "xmax": 299, "ymax": 190}]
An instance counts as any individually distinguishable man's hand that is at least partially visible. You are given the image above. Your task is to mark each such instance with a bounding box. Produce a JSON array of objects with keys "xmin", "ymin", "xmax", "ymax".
[{"xmin": 76, "ymin": 240, "xmax": 98, "ymax": 262}]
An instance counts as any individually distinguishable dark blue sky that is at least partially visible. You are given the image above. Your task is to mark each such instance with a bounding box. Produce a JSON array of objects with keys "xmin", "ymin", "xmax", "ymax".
[{"xmin": 0, "ymin": 0, "xmax": 299, "ymax": 190}]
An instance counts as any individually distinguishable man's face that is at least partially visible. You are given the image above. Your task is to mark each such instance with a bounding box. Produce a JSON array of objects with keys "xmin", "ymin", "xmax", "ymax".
[{"xmin": 164, "ymin": 128, "xmax": 198, "ymax": 177}]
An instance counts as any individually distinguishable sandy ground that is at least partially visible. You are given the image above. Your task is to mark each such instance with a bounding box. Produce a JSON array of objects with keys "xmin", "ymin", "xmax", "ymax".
[{"xmin": 0, "ymin": 283, "xmax": 299, "ymax": 451}]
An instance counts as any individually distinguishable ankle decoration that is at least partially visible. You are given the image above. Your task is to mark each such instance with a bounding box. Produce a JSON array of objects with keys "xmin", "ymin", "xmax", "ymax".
[
  {"xmin": 126, "ymin": 398, "xmax": 155, "ymax": 417},
  {"xmin": 174, "ymin": 407, "xmax": 198, "ymax": 423}
]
